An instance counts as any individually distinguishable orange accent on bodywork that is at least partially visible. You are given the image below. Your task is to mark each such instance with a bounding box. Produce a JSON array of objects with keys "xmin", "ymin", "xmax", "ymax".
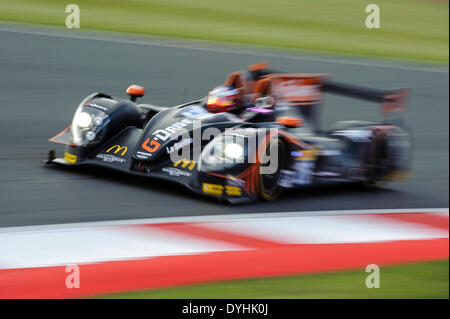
[
  {"xmin": 266, "ymin": 73, "xmax": 330, "ymax": 80},
  {"xmin": 247, "ymin": 62, "xmax": 270, "ymax": 72},
  {"xmin": 381, "ymin": 89, "xmax": 409, "ymax": 113},
  {"xmin": 207, "ymin": 168, "xmax": 259, "ymax": 197},
  {"xmin": 276, "ymin": 117, "xmax": 304, "ymax": 127},
  {"xmin": 269, "ymin": 74, "xmax": 325, "ymax": 104},
  {"xmin": 223, "ymin": 71, "xmax": 247, "ymax": 104},
  {"xmin": 252, "ymin": 73, "xmax": 329, "ymax": 104},
  {"xmin": 237, "ymin": 131, "xmax": 279, "ymax": 196},
  {"xmin": 236, "ymin": 164, "xmax": 260, "ymax": 196},
  {"xmin": 206, "ymin": 172, "xmax": 234, "ymax": 180},
  {"xmin": 126, "ymin": 85, "xmax": 145, "ymax": 97},
  {"xmin": 252, "ymin": 78, "xmax": 271, "ymax": 101}
]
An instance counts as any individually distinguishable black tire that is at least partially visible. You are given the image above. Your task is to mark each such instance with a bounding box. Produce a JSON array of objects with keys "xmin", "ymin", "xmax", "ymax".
[{"xmin": 258, "ymin": 138, "xmax": 287, "ymax": 201}]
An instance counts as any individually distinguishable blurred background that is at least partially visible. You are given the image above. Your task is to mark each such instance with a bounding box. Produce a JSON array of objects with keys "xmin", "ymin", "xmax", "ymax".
[{"xmin": 0, "ymin": 0, "xmax": 448, "ymax": 63}]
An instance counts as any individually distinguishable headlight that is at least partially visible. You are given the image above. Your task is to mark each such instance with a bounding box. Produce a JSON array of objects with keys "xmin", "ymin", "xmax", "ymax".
[
  {"xmin": 85, "ymin": 130, "xmax": 96, "ymax": 141},
  {"xmin": 71, "ymin": 102, "xmax": 109, "ymax": 146},
  {"xmin": 224, "ymin": 143, "xmax": 243, "ymax": 160},
  {"xmin": 74, "ymin": 112, "xmax": 92, "ymax": 128},
  {"xmin": 93, "ymin": 116, "xmax": 103, "ymax": 126},
  {"xmin": 200, "ymin": 135, "xmax": 246, "ymax": 171}
]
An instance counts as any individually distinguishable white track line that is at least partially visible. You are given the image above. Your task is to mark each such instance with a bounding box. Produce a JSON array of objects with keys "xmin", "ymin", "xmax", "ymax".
[
  {"xmin": 0, "ymin": 208, "xmax": 447, "ymax": 233},
  {"xmin": 0, "ymin": 225, "xmax": 244, "ymax": 269},
  {"xmin": 0, "ymin": 23, "xmax": 447, "ymax": 74},
  {"xmin": 0, "ymin": 208, "xmax": 447, "ymax": 269},
  {"xmin": 206, "ymin": 214, "xmax": 449, "ymax": 244}
]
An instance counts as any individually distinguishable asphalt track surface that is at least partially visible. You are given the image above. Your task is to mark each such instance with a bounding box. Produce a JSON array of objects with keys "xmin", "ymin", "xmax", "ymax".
[{"xmin": 0, "ymin": 24, "xmax": 448, "ymax": 227}]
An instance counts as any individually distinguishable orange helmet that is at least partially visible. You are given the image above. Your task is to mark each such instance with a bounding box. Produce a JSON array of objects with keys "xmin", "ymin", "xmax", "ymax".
[{"xmin": 206, "ymin": 86, "xmax": 239, "ymax": 113}]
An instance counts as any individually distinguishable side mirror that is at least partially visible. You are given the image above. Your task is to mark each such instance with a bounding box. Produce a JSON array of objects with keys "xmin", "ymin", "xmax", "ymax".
[
  {"xmin": 254, "ymin": 96, "xmax": 275, "ymax": 108},
  {"xmin": 126, "ymin": 85, "xmax": 145, "ymax": 102}
]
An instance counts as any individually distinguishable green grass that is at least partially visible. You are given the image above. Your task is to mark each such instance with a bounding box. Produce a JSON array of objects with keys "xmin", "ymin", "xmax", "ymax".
[
  {"xmin": 102, "ymin": 260, "xmax": 449, "ymax": 299},
  {"xmin": 0, "ymin": 0, "xmax": 448, "ymax": 63}
]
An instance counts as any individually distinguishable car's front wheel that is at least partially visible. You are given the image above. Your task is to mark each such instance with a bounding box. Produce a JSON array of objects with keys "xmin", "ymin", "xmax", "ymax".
[{"xmin": 258, "ymin": 137, "xmax": 287, "ymax": 201}]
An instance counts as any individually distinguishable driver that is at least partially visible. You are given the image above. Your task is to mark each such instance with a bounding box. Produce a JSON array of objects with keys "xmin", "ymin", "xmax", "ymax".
[
  {"xmin": 205, "ymin": 86, "xmax": 241, "ymax": 114},
  {"xmin": 204, "ymin": 84, "xmax": 275, "ymax": 123},
  {"xmin": 204, "ymin": 62, "xmax": 275, "ymax": 119}
]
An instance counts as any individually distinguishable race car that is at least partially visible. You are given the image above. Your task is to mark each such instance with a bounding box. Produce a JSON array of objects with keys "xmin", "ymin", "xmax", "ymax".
[{"xmin": 46, "ymin": 62, "xmax": 412, "ymax": 203}]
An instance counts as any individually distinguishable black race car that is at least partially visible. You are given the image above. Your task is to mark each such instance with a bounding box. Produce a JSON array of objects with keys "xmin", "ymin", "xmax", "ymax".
[{"xmin": 46, "ymin": 63, "xmax": 412, "ymax": 203}]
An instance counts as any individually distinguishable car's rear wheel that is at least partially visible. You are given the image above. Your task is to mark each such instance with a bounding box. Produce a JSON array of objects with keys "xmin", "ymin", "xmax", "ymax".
[{"xmin": 259, "ymin": 138, "xmax": 287, "ymax": 201}]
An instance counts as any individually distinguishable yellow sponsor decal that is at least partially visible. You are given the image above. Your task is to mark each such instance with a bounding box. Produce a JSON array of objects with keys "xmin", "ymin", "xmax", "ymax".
[
  {"xmin": 202, "ymin": 183, "xmax": 223, "ymax": 196},
  {"xmin": 106, "ymin": 145, "xmax": 128, "ymax": 156},
  {"xmin": 174, "ymin": 159, "xmax": 196, "ymax": 170},
  {"xmin": 64, "ymin": 152, "xmax": 77, "ymax": 164},
  {"xmin": 295, "ymin": 150, "xmax": 317, "ymax": 161},
  {"xmin": 225, "ymin": 185, "xmax": 242, "ymax": 196}
]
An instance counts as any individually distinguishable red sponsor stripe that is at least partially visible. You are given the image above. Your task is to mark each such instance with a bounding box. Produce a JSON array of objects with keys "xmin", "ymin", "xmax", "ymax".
[
  {"xmin": 0, "ymin": 238, "xmax": 447, "ymax": 298},
  {"xmin": 138, "ymin": 222, "xmax": 284, "ymax": 249},
  {"xmin": 375, "ymin": 213, "xmax": 449, "ymax": 231}
]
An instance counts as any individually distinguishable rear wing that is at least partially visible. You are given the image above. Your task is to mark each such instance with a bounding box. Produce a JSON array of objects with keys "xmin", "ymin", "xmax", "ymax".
[
  {"xmin": 242, "ymin": 63, "xmax": 410, "ymax": 118},
  {"xmin": 253, "ymin": 73, "xmax": 329, "ymax": 105},
  {"xmin": 323, "ymin": 80, "xmax": 410, "ymax": 124}
]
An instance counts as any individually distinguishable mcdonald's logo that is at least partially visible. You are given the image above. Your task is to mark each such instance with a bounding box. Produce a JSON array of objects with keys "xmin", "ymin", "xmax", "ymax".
[
  {"xmin": 173, "ymin": 159, "xmax": 196, "ymax": 171},
  {"xmin": 106, "ymin": 145, "xmax": 128, "ymax": 156}
]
